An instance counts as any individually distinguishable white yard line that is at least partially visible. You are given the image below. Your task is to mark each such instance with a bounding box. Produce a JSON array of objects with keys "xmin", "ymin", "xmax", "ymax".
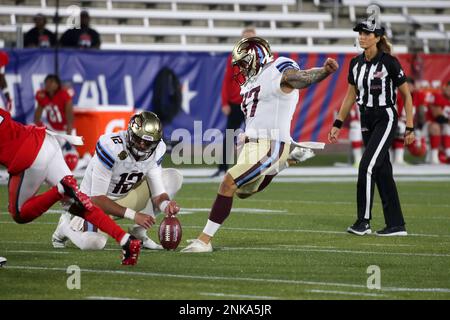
[
  {"xmin": 6, "ymin": 265, "xmax": 450, "ymax": 294},
  {"xmin": 182, "ymin": 225, "xmax": 450, "ymax": 239},
  {"xmin": 221, "ymin": 246, "xmax": 450, "ymax": 258},
  {"xmin": 0, "ymin": 219, "xmax": 448, "ymax": 238},
  {"xmin": 177, "ymin": 196, "xmax": 450, "ymax": 209},
  {"xmin": 183, "ymin": 177, "xmax": 450, "ymax": 183},
  {"xmin": 307, "ymin": 289, "xmax": 385, "ymax": 297},
  {"xmin": 359, "ymin": 243, "xmax": 416, "ymax": 247},
  {"xmin": 199, "ymin": 292, "xmax": 279, "ymax": 299},
  {"xmin": 85, "ymin": 296, "xmax": 138, "ymax": 300},
  {"xmin": 4, "ymin": 250, "xmax": 69, "ymax": 254}
]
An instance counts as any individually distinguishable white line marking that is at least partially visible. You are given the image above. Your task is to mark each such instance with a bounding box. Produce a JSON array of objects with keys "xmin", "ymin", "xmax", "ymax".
[
  {"xmin": 199, "ymin": 292, "xmax": 279, "ymax": 299},
  {"xmin": 308, "ymin": 289, "xmax": 385, "ymax": 297},
  {"xmin": 85, "ymin": 296, "xmax": 138, "ymax": 300},
  {"xmin": 360, "ymin": 243, "xmax": 415, "ymax": 247},
  {"xmin": 221, "ymin": 246, "xmax": 450, "ymax": 258},
  {"xmin": 183, "ymin": 177, "xmax": 450, "ymax": 183},
  {"xmin": 0, "ymin": 220, "xmax": 448, "ymax": 238},
  {"xmin": 178, "ymin": 208, "xmax": 288, "ymax": 215},
  {"xmin": 4, "ymin": 250, "xmax": 69, "ymax": 254},
  {"xmin": 177, "ymin": 196, "xmax": 450, "ymax": 209},
  {"xmin": 181, "ymin": 225, "xmax": 450, "ymax": 239},
  {"xmin": 6, "ymin": 265, "xmax": 450, "ymax": 293}
]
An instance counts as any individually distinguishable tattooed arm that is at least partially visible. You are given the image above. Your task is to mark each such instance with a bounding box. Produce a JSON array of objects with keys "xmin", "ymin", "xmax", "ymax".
[{"xmin": 280, "ymin": 58, "xmax": 339, "ymax": 93}]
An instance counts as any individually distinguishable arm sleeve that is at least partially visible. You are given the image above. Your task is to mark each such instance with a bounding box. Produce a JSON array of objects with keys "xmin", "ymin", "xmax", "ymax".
[
  {"xmin": 388, "ymin": 57, "xmax": 407, "ymax": 87},
  {"xmin": 90, "ymin": 155, "xmax": 113, "ymax": 196},
  {"xmin": 146, "ymin": 165, "xmax": 166, "ymax": 198}
]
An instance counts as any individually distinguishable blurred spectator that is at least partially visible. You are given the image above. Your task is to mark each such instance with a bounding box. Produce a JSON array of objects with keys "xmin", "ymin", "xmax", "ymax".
[
  {"xmin": 211, "ymin": 27, "xmax": 256, "ymax": 178},
  {"xmin": 34, "ymin": 74, "xmax": 73, "ymax": 135},
  {"xmin": 393, "ymin": 77, "xmax": 428, "ymax": 164},
  {"xmin": 426, "ymin": 80, "xmax": 450, "ymax": 164},
  {"xmin": 24, "ymin": 14, "xmax": 56, "ymax": 48},
  {"xmin": 60, "ymin": 10, "xmax": 101, "ymax": 49}
]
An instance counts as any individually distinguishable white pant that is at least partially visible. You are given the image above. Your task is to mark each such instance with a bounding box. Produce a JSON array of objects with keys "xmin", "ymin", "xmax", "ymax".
[{"xmin": 16, "ymin": 133, "xmax": 71, "ymax": 209}]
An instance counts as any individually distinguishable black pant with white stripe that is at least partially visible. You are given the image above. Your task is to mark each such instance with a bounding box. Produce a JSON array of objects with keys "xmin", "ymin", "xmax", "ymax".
[{"xmin": 357, "ymin": 106, "xmax": 405, "ymax": 227}]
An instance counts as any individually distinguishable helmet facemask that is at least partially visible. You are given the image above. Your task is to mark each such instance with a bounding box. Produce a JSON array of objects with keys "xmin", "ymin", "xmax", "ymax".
[
  {"xmin": 232, "ymin": 37, "xmax": 273, "ymax": 86},
  {"xmin": 126, "ymin": 112, "xmax": 162, "ymax": 161}
]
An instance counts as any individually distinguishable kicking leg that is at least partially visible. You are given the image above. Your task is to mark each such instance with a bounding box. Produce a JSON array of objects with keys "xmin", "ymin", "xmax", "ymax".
[
  {"xmin": 181, "ymin": 173, "xmax": 236, "ymax": 252},
  {"xmin": 182, "ymin": 140, "xmax": 287, "ymax": 252}
]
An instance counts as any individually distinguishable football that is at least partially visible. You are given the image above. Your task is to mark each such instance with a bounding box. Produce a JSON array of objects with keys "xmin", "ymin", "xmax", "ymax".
[{"xmin": 158, "ymin": 215, "xmax": 182, "ymax": 250}]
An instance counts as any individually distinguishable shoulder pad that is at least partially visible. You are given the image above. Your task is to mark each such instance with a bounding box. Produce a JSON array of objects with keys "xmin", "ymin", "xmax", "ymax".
[
  {"xmin": 96, "ymin": 133, "xmax": 123, "ymax": 170},
  {"xmin": 274, "ymin": 57, "xmax": 300, "ymax": 73}
]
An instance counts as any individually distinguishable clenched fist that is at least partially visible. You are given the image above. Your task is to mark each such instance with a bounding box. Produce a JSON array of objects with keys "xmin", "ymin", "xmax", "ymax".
[{"xmin": 323, "ymin": 58, "xmax": 339, "ymax": 74}]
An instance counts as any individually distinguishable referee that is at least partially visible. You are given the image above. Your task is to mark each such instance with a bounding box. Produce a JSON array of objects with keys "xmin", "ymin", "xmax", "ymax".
[{"xmin": 328, "ymin": 20, "xmax": 415, "ymax": 236}]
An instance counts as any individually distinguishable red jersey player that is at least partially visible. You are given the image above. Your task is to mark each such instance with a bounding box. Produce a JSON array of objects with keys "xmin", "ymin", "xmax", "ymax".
[
  {"xmin": 394, "ymin": 77, "xmax": 428, "ymax": 163},
  {"xmin": 0, "ymin": 108, "xmax": 142, "ymax": 265},
  {"xmin": 34, "ymin": 74, "xmax": 73, "ymax": 134},
  {"xmin": 426, "ymin": 81, "xmax": 450, "ymax": 164},
  {"xmin": 34, "ymin": 74, "xmax": 80, "ymax": 170}
]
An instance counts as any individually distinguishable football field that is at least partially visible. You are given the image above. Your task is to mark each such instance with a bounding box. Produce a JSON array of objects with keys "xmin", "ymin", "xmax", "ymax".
[{"xmin": 0, "ymin": 181, "xmax": 449, "ymax": 300}]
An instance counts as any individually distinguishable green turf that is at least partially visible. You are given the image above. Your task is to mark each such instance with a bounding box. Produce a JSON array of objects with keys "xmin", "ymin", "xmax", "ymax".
[{"xmin": 0, "ymin": 181, "xmax": 449, "ymax": 300}]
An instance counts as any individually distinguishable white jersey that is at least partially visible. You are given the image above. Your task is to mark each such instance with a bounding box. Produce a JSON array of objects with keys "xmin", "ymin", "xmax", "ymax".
[
  {"xmin": 80, "ymin": 130, "xmax": 167, "ymax": 200},
  {"xmin": 241, "ymin": 57, "xmax": 300, "ymax": 143}
]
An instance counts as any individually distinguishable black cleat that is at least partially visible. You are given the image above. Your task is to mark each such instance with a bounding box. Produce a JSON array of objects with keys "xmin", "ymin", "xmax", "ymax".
[
  {"xmin": 376, "ymin": 225, "xmax": 407, "ymax": 237},
  {"xmin": 347, "ymin": 219, "xmax": 372, "ymax": 236}
]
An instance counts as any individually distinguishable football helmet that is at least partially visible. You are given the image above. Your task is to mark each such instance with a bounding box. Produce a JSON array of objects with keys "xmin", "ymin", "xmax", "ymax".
[
  {"xmin": 231, "ymin": 37, "xmax": 274, "ymax": 86},
  {"xmin": 407, "ymin": 136, "xmax": 427, "ymax": 157},
  {"xmin": 126, "ymin": 111, "xmax": 162, "ymax": 161}
]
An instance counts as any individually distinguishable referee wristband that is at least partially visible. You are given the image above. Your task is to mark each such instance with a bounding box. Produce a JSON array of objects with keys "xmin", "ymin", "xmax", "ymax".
[
  {"xmin": 333, "ymin": 119, "xmax": 343, "ymax": 129},
  {"xmin": 405, "ymin": 126, "xmax": 414, "ymax": 132},
  {"xmin": 159, "ymin": 200, "xmax": 170, "ymax": 212},
  {"xmin": 124, "ymin": 208, "xmax": 136, "ymax": 221}
]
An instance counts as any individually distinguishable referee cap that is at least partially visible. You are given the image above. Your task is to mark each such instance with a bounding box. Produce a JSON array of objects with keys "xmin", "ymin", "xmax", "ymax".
[{"xmin": 353, "ymin": 19, "xmax": 385, "ymax": 37}]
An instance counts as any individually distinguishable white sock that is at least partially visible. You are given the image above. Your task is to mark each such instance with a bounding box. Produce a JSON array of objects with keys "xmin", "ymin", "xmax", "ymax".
[
  {"xmin": 56, "ymin": 182, "xmax": 65, "ymax": 195},
  {"xmin": 395, "ymin": 148, "xmax": 404, "ymax": 163},
  {"xmin": 389, "ymin": 149, "xmax": 394, "ymax": 163},
  {"xmin": 120, "ymin": 233, "xmax": 130, "ymax": 246},
  {"xmin": 203, "ymin": 219, "xmax": 221, "ymax": 237},
  {"xmin": 431, "ymin": 149, "xmax": 440, "ymax": 163},
  {"xmin": 352, "ymin": 148, "xmax": 362, "ymax": 164}
]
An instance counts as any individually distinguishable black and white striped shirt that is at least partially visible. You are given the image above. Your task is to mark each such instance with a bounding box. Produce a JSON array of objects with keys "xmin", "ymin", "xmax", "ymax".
[{"xmin": 348, "ymin": 51, "xmax": 406, "ymax": 108}]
